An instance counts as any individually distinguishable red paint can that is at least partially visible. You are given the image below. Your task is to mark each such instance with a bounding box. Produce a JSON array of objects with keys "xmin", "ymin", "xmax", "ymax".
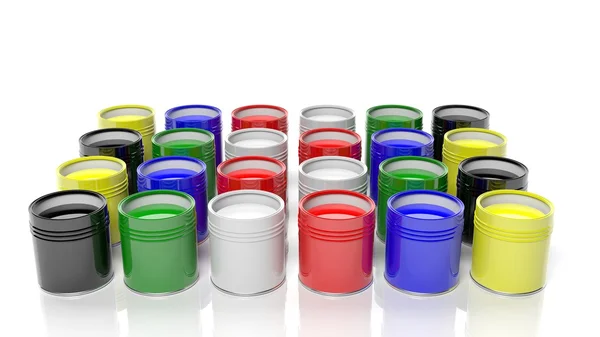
[
  {"xmin": 299, "ymin": 128, "xmax": 362, "ymax": 164},
  {"xmin": 298, "ymin": 190, "xmax": 375, "ymax": 295},
  {"xmin": 217, "ymin": 156, "xmax": 287, "ymax": 204},
  {"xmin": 231, "ymin": 105, "xmax": 288, "ymax": 134}
]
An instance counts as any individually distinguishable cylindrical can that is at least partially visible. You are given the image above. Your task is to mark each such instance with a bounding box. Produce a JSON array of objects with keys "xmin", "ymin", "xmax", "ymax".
[
  {"xmin": 225, "ymin": 127, "xmax": 288, "ymax": 167},
  {"xmin": 56, "ymin": 156, "xmax": 128, "ymax": 245},
  {"xmin": 298, "ymin": 156, "xmax": 368, "ymax": 199},
  {"xmin": 432, "ymin": 105, "xmax": 490, "ymax": 161},
  {"xmin": 29, "ymin": 190, "xmax": 113, "ymax": 295},
  {"xmin": 208, "ymin": 190, "xmax": 286, "ymax": 295},
  {"xmin": 164, "ymin": 104, "xmax": 223, "ymax": 165},
  {"xmin": 458, "ymin": 156, "xmax": 529, "ymax": 245},
  {"xmin": 98, "ymin": 105, "xmax": 155, "ymax": 161},
  {"xmin": 79, "ymin": 128, "xmax": 144, "ymax": 195},
  {"xmin": 299, "ymin": 190, "xmax": 375, "ymax": 295},
  {"xmin": 137, "ymin": 156, "xmax": 208, "ymax": 244},
  {"xmin": 471, "ymin": 190, "xmax": 554, "ymax": 295},
  {"xmin": 442, "ymin": 128, "xmax": 507, "ymax": 196},
  {"xmin": 119, "ymin": 190, "xmax": 198, "ymax": 295},
  {"xmin": 231, "ymin": 104, "xmax": 288, "ymax": 134},
  {"xmin": 300, "ymin": 105, "xmax": 356, "ymax": 133},
  {"xmin": 152, "ymin": 128, "xmax": 216, "ymax": 200},
  {"xmin": 299, "ymin": 128, "xmax": 361, "ymax": 164},
  {"xmin": 369, "ymin": 128, "xmax": 434, "ymax": 203},
  {"xmin": 377, "ymin": 156, "xmax": 448, "ymax": 241},
  {"xmin": 385, "ymin": 190, "xmax": 464, "ymax": 295},
  {"xmin": 366, "ymin": 105, "xmax": 423, "ymax": 171}
]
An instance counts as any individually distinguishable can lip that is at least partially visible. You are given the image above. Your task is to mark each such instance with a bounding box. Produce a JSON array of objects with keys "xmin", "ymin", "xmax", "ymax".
[
  {"xmin": 118, "ymin": 189, "xmax": 196, "ymax": 221},
  {"xmin": 300, "ymin": 128, "xmax": 361, "ymax": 147},
  {"xmin": 432, "ymin": 104, "xmax": 490, "ymax": 121},
  {"xmin": 232, "ymin": 104, "xmax": 288, "ymax": 120},
  {"xmin": 380, "ymin": 156, "xmax": 447, "ymax": 181},
  {"xmin": 371, "ymin": 128, "xmax": 434, "ymax": 147},
  {"xmin": 367, "ymin": 104, "xmax": 423, "ymax": 119},
  {"xmin": 137, "ymin": 156, "xmax": 207, "ymax": 181},
  {"xmin": 29, "ymin": 190, "xmax": 107, "ymax": 226},
  {"xmin": 225, "ymin": 128, "xmax": 287, "ymax": 151},
  {"xmin": 98, "ymin": 105, "xmax": 155, "ymax": 128},
  {"xmin": 387, "ymin": 190, "xmax": 464, "ymax": 222},
  {"xmin": 79, "ymin": 128, "xmax": 143, "ymax": 150},
  {"xmin": 152, "ymin": 128, "xmax": 214, "ymax": 148},
  {"xmin": 300, "ymin": 105, "xmax": 355, "ymax": 126},
  {"xmin": 476, "ymin": 190, "xmax": 554, "ymax": 221},
  {"xmin": 57, "ymin": 156, "xmax": 127, "ymax": 183},
  {"xmin": 299, "ymin": 156, "xmax": 367, "ymax": 184},
  {"xmin": 208, "ymin": 190, "xmax": 285, "ymax": 226},
  {"xmin": 443, "ymin": 128, "xmax": 507, "ymax": 157},
  {"xmin": 458, "ymin": 156, "xmax": 528, "ymax": 182},
  {"xmin": 299, "ymin": 189, "xmax": 376, "ymax": 222},
  {"xmin": 165, "ymin": 104, "xmax": 222, "ymax": 121},
  {"xmin": 217, "ymin": 156, "xmax": 286, "ymax": 181}
]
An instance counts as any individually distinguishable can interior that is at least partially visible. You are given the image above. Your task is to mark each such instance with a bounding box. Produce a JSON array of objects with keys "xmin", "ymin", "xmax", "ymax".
[
  {"xmin": 303, "ymin": 193, "xmax": 372, "ymax": 218},
  {"xmin": 302, "ymin": 106, "xmax": 353, "ymax": 121},
  {"xmin": 369, "ymin": 107, "xmax": 420, "ymax": 119},
  {"xmin": 228, "ymin": 129, "xmax": 286, "ymax": 148},
  {"xmin": 210, "ymin": 192, "xmax": 282, "ymax": 219},
  {"xmin": 479, "ymin": 193, "xmax": 551, "ymax": 218},
  {"xmin": 303, "ymin": 130, "xmax": 358, "ymax": 144},
  {"xmin": 447, "ymin": 130, "xmax": 504, "ymax": 144},
  {"xmin": 31, "ymin": 192, "xmax": 104, "ymax": 220},
  {"xmin": 168, "ymin": 107, "xmax": 219, "ymax": 119},
  {"xmin": 235, "ymin": 107, "xmax": 285, "ymax": 119},
  {"xmin": 462, "ymin": 158, "xmax": 526, "ymax": 180},
  {"xmin": 382, "ymin": 159, "xmax": 445, "ymax": 176},
  {"xmin": 81, "ymin": 130, "xmax": 140, "ymax": 148},
  {"xmin": 121, "ymin": 193, "xmax": 192, "ymax": 215},
  {"xmin": 101, "ymin": 107, "xmax": 152, "ymax": 119},
  {"xmin": 374, "ymin": 130, "xmax": 431, "ymax": 144},
  {"xmin": 221, "ymin": 159, "xmax": 283, "ymax": 175},
  {"xmin": 435, "ymin": 106, "xmax": 488, "ymax": 120},
  {"xmin": 140, "ymin": 158, "xmax": 204, "ymax": 176},
  {"xmin": 155, "ymin": 130, "xmax": 212, "ymax": 145},
  {"xmin": 301, "ymin": 157, "xmax": 365, "ymax": 180},
  {"xmin": 60, "ymin": 159, "xmax": 123, "ymax": 177},
  {"xmin": 390, "ymin": 193, "xmax": 462, "ymax": 219}
]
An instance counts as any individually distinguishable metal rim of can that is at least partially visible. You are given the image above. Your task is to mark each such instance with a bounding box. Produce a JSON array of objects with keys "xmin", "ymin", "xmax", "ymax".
[
  {"xmin": 152, "ymin": 128, "xmax": 215, "ymax": 153},
  {"xmin": 79, "ymin": 128, "xmax": 144, "ymax": 156},
  {"xmin": 137, "ymin": 156, "xmax": 207, "ymax": 188},
  {"xmin": 298, "ymin": 156, "xmax": 368, "ymax": 194},
  {"xmin": 217, "ymin": 155, "xmax": 287, "ymax": 191},
  {"xmin": 225, "ymin": 127, "xmax": 288, "ymax": 159},
  {"xmin": 56, "ymin": 156, "xmax": 128, "ymax": 195},
  {"xmin": 300, "ymin": 105, "xmax": 356, "ymax": 132},
  {"xmin": 98, "ymin": 105, "xmax": 155, "ymax": 135},
  {"xmin": 442, "ymin": 128, "xmax": 507, "ymax": 163},
  {"xmin": 458, "ymin": 156, "xmax": 528, "ymax": 191},
  {"xmin": 379, "ymin": 156, "xmax": 448, "ymax": 186},
  {"xmin": 299, "ymin": 127, "xmax": 362, "ymax": 162},
  {"xmin": 371, "ymin": 127, "xmax": 434, "ymax": 151},
  {"xmin": 164, "ymin": 104, "xmax": 222, "ymax": 130},
  {"xmin": 366, "ymin": 104, "xmax": 423, "ymax": 130},
  {"xmin": 231, "ymin": 104, "xmax": 288, "ymax": 132},
  {"xmin": 432, "ymin": 104, "xmax": 490, "ymax": 132}
]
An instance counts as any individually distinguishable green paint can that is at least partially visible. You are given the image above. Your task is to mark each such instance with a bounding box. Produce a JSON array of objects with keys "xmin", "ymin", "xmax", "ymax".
[
  {"xmin": 366, "ymin": 105, "xmax": 423, "ymax": 172},
  {"xmin": 118, "ymin": 190, "xmax": 198, "ymax": 295},
  {"xmin": 377, "ymin": 156, "xmax": 448, "ymax": 241},
  {"xmin": 152, "ymin": 128, "xmax": 216, "ymax": 200}
]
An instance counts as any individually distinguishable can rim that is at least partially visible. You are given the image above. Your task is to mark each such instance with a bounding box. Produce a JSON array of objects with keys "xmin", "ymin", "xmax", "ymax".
[
  {"xmin": 208, "ymin": 189, "xmax": 285, "ymax": 223},
  {"xmin": 299, "ymin": 189, "xmax": 376, "ymax": 222},
  {"xmin": 57, "ymin": 156, "xmax": 127, "ymax": 183},
  {"xmin": 79, "ymin": 128, "xmax": 143, "ymax": 151},
  {"xmin": 379, "ymin": 156, "xmax": 448, "ymax": 182},
  {"xmin": 299, "ymin": 127, "xmax": 362, "ymax": 147},
  {"xmin": 387, "ymin": 190, "xmax": 464, "ymax": 222},
  {"xmin": 443, "ymin": 128, "xmax": 507, "ymax": 149},
  {"xmin": 98, "ymin": 104, "xmax": 155, "ymax": 128},
  {"xmin": 225, "ymin": 128, "xmax": 287, "ymax": 150},
  {"xmin": 300, "ymin": 105, "xmax": 355, "ymax": 124},
  {"xmin": 217, "ymin": 156, "xmax": 286, "ymax": 182},
  {"xmin": 137, "ymin": 156, "xmax": 207, "ymax": 182},
  {"xmin": 299, "ymin": 156, "xmax": 367, "ymax": 183},
  {"xmin": 476, "ymin": 189, "xmax": 554, "ymax": 221},
  {"xmin": 232, "ymin": 104, "xmax": 288, "ymax": 120},
  {"xmin": 164, "ymin": 104, "xmax": 222, "ymax": 120},
  {"xmin": 458, "ymin": 156, "xmax": 528, "ymax": 183},
  {"xmin": 371, "ymin": 128, "xmax": 434, "ymax": 147},
  {"xmin": 118, "ymin": 189, "xmax": 196, "ymax": 221},
  {"xmin": 29, "ymin": 190, "xmax": 107, "ymax": 223},
  {"xmin": 152, "ymin": 128, "xmax": 215, "ymax": 148},
  {"xmin": 367, "ymin": 104, "xmax": 423, "ymax": 119},
  {"xmin": 432, "ymin": 104, "xmax": 490, "ymax": 121}
]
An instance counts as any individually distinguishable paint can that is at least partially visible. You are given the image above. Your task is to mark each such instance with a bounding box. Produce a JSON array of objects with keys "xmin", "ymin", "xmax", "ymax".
[
  {"xmin": 208, "ymin": 190, "xmax": 286, "ymax": 295},
  {"xmin": 298, "ymin": 156, "xmax": 368, "ymax": 199},
  {"xmin": 457, "ymin": 156, "xmax": 528, "ymax": 245},
  {"xmin": 385, "ymin": 190, "xmax": 464, "ymax": 295},
  {"xmin": 299, "ymin": 128, "xmax": 361, "ymax": 164},
  {"xmin": 119, "ymin": 190, "xmax": 198, "ymax": 295},
  {"xmin": 377, "ymin": 156, "xmax": 448, "ymax": 241},
  {"xmin": 299, "ymin": 190, "xmax": 375, "ymax": 295},
  {"xmin": 79, "ymin": 128, "xmax": 144, "ymax": 195},
  {"xmin": 432, "ymin": 105, "xmax": 490, "ymax": 161},
  {"xmin": 442, "ymin": 128, "xmax": 507, "ymax": 196},
  {"xmin": 225, "ymin": 128, "xmax": 288, "ymax": 167},
  {"xmin": 231, "ymin": 104, "xmax": 288, "ymax": 134},
  {"xmin": 471, "ymin": 190, "xmax": 554, "ymax": 295},
  {"xmin": 29, "ymin": 190, "xmax": 113, "ymax": 295},
  {"xmin": 369, "ymin": 128, "xmax": 434, "ymax": 203},
  {"xmin": 56, "ymin": 156, "xmax": 128, "ymax": 245},
  {"xmin": 98, "ymin": 105, "xmax": 155, "ymax": 161},
  {"xmin": 300, "ymin": 105, "xmax": 355, "ymax": 133},
  {"xmin": 152, "ymin": 128, "xmax": 216, "ymax": 200},
  {"xmin": 137, "ymin": 156, "xmax": 208, "ymax": 244},
  {"xmin": 164, "ymin": 104, "xmax": 223, "ymax": 165}
]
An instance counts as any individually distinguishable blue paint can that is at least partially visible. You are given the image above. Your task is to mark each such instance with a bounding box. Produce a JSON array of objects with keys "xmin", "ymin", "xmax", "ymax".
[
  {"xmin": 137, "ymin": 156, "xmax": 208, "ymax": 243},
  {"xmin": 385, "ymin": 190, "xmax": 464, "ymax": 295}
]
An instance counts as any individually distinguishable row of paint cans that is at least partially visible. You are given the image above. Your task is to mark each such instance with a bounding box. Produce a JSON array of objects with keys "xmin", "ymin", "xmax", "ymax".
[
  {"xmin": 137, "ymin": 156, "xmax": 209, "ymax": 244},
  {"xmin": 431, "ymin": 105, "xmax": 490, "ymax": 161},
  {"xmin": 300, "ymin": 105, "xmax": 356, "ymax": 133},
  {"xmin": 298, "ymin": 156, "xmax": 368, "ymax": 199},
  {"xmin": 225, "ymin": 128, "xmax": 288, "ymax": 167},
  {"xmin": 369, "ymin": 128, "xmax": 434, "ymax": 203},
  {"xmin": 298, "ymin": 128, "xmax": 362, "ymax": 164},
  {"xmin": 98, "ymin": 105, "xmax": 156, "ymax": 161},
  {"xmin": 232, "ymin": 104, "xmax": 288, "ymax": 134}
]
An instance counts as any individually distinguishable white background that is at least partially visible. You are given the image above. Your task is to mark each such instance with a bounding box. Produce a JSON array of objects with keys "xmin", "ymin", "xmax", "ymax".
[{"xmin": 0, "ymin": 1, "xmax": 598, "ymax": 336}]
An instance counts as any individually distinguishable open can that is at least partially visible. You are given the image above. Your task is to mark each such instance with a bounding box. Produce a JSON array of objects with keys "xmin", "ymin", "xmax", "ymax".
[
  {"xmin": 298, "ymin": 156, "xmax": 368, "ymax": 199},
  {"xmin": 300, "ymin": 105, "xmax": 356, "ymax": 133}
]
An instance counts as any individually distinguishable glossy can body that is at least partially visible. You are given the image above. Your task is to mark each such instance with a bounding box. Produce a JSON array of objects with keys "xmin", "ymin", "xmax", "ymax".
[
  {"xmin": 232, "ymin": 104, "xmax": 288, "ymax": 134},
  {"xmin": 56, "ymin": 156, "xmax": 128, "ymax": 245},
  {"xmin": 385, "ymin": 190, "xmax": 464, "ymax": 294},
  {"xmin": 298, "ymin": 156, "xmax": 368, "ymax": 199},
  {"xmin": 299, "ymin": 128, "xmax": 361, "ymax": 164},
  {"xmin": 369, "ymin": 128, "xmax": 434, "ymax": 203},
  {"xmin": 152, "ymin": 128, "xmax": 216, "ymax": 200},
  {"xmin": 29, "ymin": 191, "xmax": 113, "ymax": 295},
  {"xmin": 471, "ymin": 190, "xmax": 554, "ymax": 295},
  {"xmin": 119, "ymin": 190, "xmax": 198, "ymax": 295},
  {"xmin": 98, "ymin": 105, "xmax": 155, "ymax": 161},
  {"xmin": 299, "ymin": 190, "xmax": 376, "ymax": 295},
  {"xmin": 137, "ymin": 156, "xmax": 208, "ymax": 243},
  {"xmin": 300, "ymin": 105, "xmax": 356, "ymax": 133},
  {"xmin": 164, "ymin": 104, "xmax": 223, "ymax": 165},
  {"xmin": 377, "ymin": 156, "xmax": 448, "ymax": 241},
  {"xmin": 225, "ymin": 128, "xmax": 288, "ymax": 167},
  {"xmin": 432, "ymin": 105, "xmax": 490, "ymax": 161}
]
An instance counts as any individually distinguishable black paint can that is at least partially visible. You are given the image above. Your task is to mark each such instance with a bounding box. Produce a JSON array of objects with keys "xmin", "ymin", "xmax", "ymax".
[{"xmin": 431, "ymin": 105, "xmax": 490, "ymax": 161}]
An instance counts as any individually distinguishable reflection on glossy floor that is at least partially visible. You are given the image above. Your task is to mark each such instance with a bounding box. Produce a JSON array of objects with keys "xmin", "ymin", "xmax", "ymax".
[{"xmin": 39, "ymin": 227, "xmax": 545, "ymax": 337}]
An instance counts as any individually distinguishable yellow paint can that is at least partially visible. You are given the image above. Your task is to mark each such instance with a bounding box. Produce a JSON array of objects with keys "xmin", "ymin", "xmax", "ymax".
[
  {"xmin": 442, "ymin": 128, "xmax": 507, "ymax": 195},
  {"xmin": 471, "ymin": 190, "xmax": 554, "ymax": 295},
  {"xmin": 56, "ymin": 156, "xmax": 128, "ymax": 245},
  {"xmin": 98, "ymin": 105, "xmax": 155, "ymax": 161}
]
